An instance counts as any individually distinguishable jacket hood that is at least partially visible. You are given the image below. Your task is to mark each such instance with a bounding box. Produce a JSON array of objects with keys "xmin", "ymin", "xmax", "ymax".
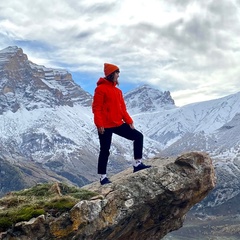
[{"xmin": 97, "ymin": 77, "xmax": 117, "ymax": 86}]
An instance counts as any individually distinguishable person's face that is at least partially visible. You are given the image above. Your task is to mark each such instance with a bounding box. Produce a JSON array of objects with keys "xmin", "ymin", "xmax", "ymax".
[{"xmin": 113, "ymin": 70, "xmax": 120, "ymax": 82}]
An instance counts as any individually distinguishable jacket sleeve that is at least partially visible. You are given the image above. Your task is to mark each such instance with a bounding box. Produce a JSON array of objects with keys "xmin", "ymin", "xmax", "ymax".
[
  {"xmin": 92, "ymin": 87, "xmax": 104, "ymax": 127},
  {"xmin": 120, "ymin": 91, "xmax": 133, "ymax": 124}
]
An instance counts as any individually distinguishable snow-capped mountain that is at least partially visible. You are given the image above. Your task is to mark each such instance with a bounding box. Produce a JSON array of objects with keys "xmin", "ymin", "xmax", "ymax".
[
  {"xmin": 0, "ymin": 46, "xmax": 92, "ymax": 114},
  {"xmin": 1, "ymin": 46, "xmax": 240, "ymax": 215},
  {"xmin": 125, "ymin": 85, "xmax": 175, "ymax": 114}
]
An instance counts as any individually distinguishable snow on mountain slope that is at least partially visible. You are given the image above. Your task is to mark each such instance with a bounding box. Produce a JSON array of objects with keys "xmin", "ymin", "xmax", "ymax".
[
  {"xmin": 129, "ymin": 91, "xmax": 240, "ymax": 147},
  {"xmin": 0, "ymin": 104, "xmax": 95, "ymax": 150},
  {"xmin": 214, "ymin": 113, "xmax": 240, "ymax": 149}
]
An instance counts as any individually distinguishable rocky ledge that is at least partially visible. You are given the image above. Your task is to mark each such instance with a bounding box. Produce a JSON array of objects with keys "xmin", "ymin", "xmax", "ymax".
[{"xmin": 1, "ymin": 152, "xmax": 216, "ymax": 240}]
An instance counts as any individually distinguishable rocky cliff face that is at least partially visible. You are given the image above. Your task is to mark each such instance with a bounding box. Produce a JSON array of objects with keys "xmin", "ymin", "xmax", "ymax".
[
  {"xmin": 0, "ymin": 46, "xmax": 92, "ymax": 114},
  {"xmin": 0, "ymin": 152, "xmax": 216, "ymax": 240}
]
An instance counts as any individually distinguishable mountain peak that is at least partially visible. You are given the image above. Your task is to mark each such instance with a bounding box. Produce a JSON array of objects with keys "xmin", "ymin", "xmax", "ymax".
[
  {"xmin": 0, "ymin": 46, "xmax": 92, "ymax": 114},
  {"xmin": 124, "ymin": 84, "xmax": 175, "ymax": 114},
  {"xmin": 0, "ymin": 46, "xmax": 26, "ymax": 67},
  {"xmin": 0, "ymin": 46, "xmax": 20, "ymax": 54}
]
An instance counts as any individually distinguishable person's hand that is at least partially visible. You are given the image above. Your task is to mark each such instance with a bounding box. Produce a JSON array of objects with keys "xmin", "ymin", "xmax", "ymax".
[
  {"xmin": 98, "ymin": 127, "xmax": 105, "ymax": 134},
  {"xmin": 129, "ymin": 123, "xmax": 135, "ymax": 129}
]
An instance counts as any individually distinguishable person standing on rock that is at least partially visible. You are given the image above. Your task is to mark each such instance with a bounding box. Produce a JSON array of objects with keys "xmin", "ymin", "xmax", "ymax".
[{"xmin": 92, "ymin": 63, "xmax": 151, "ymax": 185}]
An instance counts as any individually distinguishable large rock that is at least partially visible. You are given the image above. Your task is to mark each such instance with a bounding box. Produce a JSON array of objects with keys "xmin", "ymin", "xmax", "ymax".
[{"xmin": 0, "ymin": 152, "xmax": 216, "ymax": 240}]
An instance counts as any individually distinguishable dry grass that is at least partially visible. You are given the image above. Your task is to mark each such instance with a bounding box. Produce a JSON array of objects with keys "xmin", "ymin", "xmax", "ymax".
[{"xmin": 0, "ymin": 182, "xmax": 97, "ymax": 232}]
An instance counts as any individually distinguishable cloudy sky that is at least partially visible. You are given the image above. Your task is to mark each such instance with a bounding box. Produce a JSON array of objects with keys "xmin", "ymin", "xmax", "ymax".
[{"xmin": 0, "ymin": 0, "xmax": 240, "ymax": 106}]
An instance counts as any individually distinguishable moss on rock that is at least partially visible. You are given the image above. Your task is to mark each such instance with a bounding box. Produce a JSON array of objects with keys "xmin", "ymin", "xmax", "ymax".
[{"xmin": 0, "ymin": 182, "xmax": 97, "ymax": 232}]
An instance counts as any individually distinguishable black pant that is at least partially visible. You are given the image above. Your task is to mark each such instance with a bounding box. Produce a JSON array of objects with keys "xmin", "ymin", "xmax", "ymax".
[{"xmin": 97, "ymin": 123, "xmax": 143, "ymax": 174}]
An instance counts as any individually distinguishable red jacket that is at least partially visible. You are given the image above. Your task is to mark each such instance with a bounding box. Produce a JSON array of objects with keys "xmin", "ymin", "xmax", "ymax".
[{"xmin": 92, "ymin": 78, "xmax": 133, "ymax": 128}]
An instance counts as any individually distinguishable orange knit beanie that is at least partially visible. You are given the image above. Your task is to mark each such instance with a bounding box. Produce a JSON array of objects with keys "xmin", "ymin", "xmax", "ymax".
[{"xmin": 104, "ymin": 63, "xmax": 119, "ymax": 77}]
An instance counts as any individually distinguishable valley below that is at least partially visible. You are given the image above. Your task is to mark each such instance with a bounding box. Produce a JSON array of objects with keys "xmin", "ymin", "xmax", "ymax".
[
  {"xmin": 164, "ymin": 213, "xmax": 240, "ymax": 240},
  {"xmin": 164, "ymin": 189, "xmax": 240, "ymax": 240}
]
